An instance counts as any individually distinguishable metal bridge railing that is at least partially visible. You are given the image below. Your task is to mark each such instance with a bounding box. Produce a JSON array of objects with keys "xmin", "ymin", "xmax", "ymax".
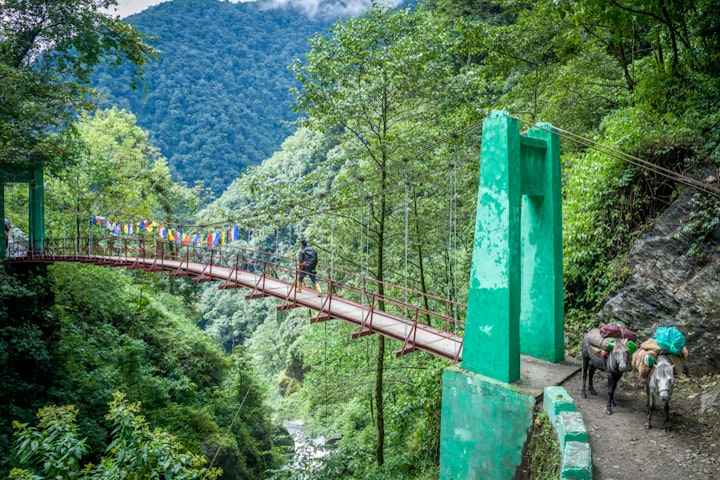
[{"xmin": 8, "ymin": 237, "xmax": 466, "ymax": 358}]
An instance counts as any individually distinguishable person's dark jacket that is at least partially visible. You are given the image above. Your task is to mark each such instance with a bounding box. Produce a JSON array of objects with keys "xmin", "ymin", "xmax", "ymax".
[{"xmin": 298, "ymin": 246, "xmax": 318, "ymax": 272}]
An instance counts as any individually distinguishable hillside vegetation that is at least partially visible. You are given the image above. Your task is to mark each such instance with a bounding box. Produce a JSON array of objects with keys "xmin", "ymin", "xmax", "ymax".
[
  {"xmin": 92, "ymin": 0, "xmax": 337, "ymax": 194},
  {"xmin": 200, "ymin": 0, "xmax": 720, "ymax": 477}
]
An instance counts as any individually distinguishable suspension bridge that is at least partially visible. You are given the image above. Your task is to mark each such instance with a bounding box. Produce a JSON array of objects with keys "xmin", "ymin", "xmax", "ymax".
[
  {"xmin": 0, "ymin": 111, "xmax": 605, "ymax": 479},
  {"xmin": 7, "ymin": 236, "xmax": 466, "ymax": 363}
]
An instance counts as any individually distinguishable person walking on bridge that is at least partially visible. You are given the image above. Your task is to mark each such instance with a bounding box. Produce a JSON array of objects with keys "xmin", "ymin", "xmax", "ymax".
[{"xmin": 297, "ymin": 238, "xmax": 322, "ymax": 295}]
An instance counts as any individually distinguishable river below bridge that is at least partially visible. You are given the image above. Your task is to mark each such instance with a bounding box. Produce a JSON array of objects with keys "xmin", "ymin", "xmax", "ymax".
[{"xmin": 281, "ymin": 419, "xmax": 331, "ymax": 477}]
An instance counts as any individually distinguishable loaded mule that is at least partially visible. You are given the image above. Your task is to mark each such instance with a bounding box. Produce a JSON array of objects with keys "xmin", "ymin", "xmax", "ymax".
[
  {"xmin": 581, "ymin": 329, "xmax": 632, "ymax": 415},
  {"xmin": 644, "ymin": 354, "xmax": 676, "ymax": 431}
]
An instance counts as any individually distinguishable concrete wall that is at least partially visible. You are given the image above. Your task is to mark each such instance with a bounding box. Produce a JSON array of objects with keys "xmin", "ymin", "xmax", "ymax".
[{"xmin": 440, "ymin": 367, "xmax": 536, "ymax": 479}]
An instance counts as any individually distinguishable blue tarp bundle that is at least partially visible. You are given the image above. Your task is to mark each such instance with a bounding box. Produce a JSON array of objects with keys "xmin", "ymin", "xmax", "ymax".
[{"xmin": 654, "ymin": 326, "xmax": 686, "ymax": 355}]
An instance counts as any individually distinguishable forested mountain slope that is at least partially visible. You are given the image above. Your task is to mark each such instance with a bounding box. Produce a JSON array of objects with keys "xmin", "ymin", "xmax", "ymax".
[{"xmin": 92, "ymin": 0, "xmax": 337, "ymax": 194}]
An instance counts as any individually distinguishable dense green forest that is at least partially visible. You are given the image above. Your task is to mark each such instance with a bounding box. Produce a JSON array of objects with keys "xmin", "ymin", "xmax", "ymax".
[
  {"xmin": 92, "ymin": 0, "xmax": 338, "ymax": 195},
  {"xmin": 2, "ymin": 0, "xmax": 720, "ymax": 478}
]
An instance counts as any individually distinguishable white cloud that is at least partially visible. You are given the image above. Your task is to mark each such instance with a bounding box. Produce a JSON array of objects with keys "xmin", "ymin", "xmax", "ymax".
[
  {"xmin": 109, "ymin": 0, "xmax": 401, "ymax": 19},
  {"xmin": 259, "ymin": 0, "xmax": 403, "ymax": 19},
  {"xmin": 105, "ymin": 0, "xmax": 166, "ymax": 18}
]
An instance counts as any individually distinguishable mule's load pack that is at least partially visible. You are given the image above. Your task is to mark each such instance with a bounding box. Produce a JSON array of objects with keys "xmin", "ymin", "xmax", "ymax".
[
  {"xmin": 586, "ymin": 324, "xmax": 637, "ymax": 358},
  {"xmin": 631, "ymin": 326, "xmax": 688, "ymax": 378},
  {"xmin": 599, "ymin": 323, "xmax": 638, "ymax": 342},
  {"xmin": 654, "ymin": 326, "xmax": 686, "ymax": 355}
]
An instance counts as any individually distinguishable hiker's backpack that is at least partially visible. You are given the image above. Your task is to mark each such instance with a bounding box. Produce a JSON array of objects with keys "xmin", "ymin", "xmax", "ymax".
[{"xmin": 303, "ymin": 247, "xmax": 318, "ymax": 270}]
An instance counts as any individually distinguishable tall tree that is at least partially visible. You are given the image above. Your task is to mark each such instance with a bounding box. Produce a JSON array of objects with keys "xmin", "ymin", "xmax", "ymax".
[
  {"xmin": 44, "ymin": 108, "xmax": 202, "ymax": 239},
  {"xmin": 0, "ymin": 0, "xmax": 155, "ymax": 173},
  {"xmin": 292, "ymin": 3, "xmax": 454, "ymax": 466}
]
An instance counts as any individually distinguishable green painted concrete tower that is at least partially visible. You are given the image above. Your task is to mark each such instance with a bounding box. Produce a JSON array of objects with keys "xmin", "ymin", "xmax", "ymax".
[
  {"xmin": 29, "ymin": 167, "xmax": 46, "ymax": 252},
  {"xmin": 1, "ymin": 165, "xmax": 45, "ymax": 257},
  {"xmin": 520, "ymin": 123, "xmax": 563, "ymax": 362},
  {"xmin": 439, "ymin": 111, "xmax": 563, "ymax": 480},
  {"xmin": 461, "ymin": 110, "xmax": 523, "ymax": 382},
  {"xmin": 461, "ymin": 110, "xmax": 563, "ymax": 380}
]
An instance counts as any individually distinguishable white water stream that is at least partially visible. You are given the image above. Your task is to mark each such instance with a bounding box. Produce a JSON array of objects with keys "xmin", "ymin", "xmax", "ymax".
[{"xmin": 282, "ymin": 419, "xmax": 330, "ymax": 476}]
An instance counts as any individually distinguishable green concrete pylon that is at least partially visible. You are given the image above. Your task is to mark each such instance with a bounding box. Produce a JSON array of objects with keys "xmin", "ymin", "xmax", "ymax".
[
  {"xmin": 461, "ymin": 110, "xmax": 563, "ymax": 382},
  {"xmin": 461, "ymin": 110, "xmax": 523, "ymax": 382},
  {"xmin": 29, "ymin": 167, "xmax": 45, "ymax": 252},
  {"xmin": 520, "ymin": 122, "xmax": 563, "ymax": 362},
  {"xmin": 439, "ymin": 111, "xmax": 563, "ymax": 480},
  {"xmin": 1, "ymin": 165, "xmax": 45, "ymax": 257}
]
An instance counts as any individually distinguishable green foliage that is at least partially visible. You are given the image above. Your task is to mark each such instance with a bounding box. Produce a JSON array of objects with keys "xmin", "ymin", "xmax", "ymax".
[
  {"xmin": 680, "ymin": 193, "xmax": 720, "ymax": 260},
  {"xmin": 11, "ymin": 405, "xmax": 87, "ymax": 479},
  {"xmin": 10, "ymin": 393, "xmax": 221, "ymax": 479},
  {"xmin": 517, "ymin": 411, "xmax": 560, "ymax": 480},
  {"xmin": 559, "ymin": 0, "xmax": 720, "ymax": 78},
  {"xmin": 44, "ymin": 107, "xmax": 203, "ymax": 239},
  {"xmin": 0, "ymin": 264, "xmax": 283, "ymax": 478}
]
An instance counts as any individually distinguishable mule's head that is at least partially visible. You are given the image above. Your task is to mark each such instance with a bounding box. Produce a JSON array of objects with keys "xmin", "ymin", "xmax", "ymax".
[
  {"xmin": 653, "ymin": 356, "xmax": 675, "ymax": 401},
  {"xmin": 612, "ymin": 338, "xmax": 630, "ymax": 373}
]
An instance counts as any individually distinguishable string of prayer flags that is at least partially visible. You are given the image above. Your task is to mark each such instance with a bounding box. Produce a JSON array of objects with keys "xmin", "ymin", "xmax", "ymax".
[{"xmin": 91, "ymin": 215, "xmax": 244, "ymax": 248}]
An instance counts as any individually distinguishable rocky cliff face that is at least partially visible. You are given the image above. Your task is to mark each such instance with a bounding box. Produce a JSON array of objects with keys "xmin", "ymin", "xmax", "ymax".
[{"xmin": 598, "ymin": 186, "xmax": 720, "ymax": 375}]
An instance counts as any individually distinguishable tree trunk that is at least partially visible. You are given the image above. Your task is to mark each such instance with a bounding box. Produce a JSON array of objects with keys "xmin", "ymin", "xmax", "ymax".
[
  {"xmin": 373, "ymin": 87, "xmax": 389, "ymax": 467},
  {"xmin": 375, "ymin": 335, "xmax": 385, "ymax": 466},
  {"xmin": 412, "ymin": 187, "xmax": 431, "ymax": 325}
]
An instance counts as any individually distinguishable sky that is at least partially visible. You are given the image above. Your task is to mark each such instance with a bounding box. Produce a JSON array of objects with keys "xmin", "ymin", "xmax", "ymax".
[
  {"xmin": 109, "ymin": 0, "xmax": 171, "ymax": 17},
  {"xmin": 110, "ymin": 0, "xmax": 401, "ymax": 19}
]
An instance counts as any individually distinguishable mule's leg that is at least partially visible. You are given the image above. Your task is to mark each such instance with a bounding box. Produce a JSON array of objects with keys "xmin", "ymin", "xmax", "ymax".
[
  {"xmin": 581, "ymin": 357, "xmax": 588, "ymax": 399},
  {"xmin": 663, "ymin": 400, "xmax": 671, "ymax": 432},
  {"xmin": 606, "ymin": 374, "xmax": 616, "ymax": 415},
  {"xmin": 587, "ymin": 365, "xmax": 597, "ymax": 396},
  {"xmin": 645, "ymin": 383, "xmax": 654, "ymax": 430}
]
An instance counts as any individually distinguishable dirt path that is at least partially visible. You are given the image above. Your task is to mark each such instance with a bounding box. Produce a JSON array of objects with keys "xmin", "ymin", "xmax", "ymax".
[{"xmin": 561, "ymin": 369, "xmax": 720, "ymax": 479}]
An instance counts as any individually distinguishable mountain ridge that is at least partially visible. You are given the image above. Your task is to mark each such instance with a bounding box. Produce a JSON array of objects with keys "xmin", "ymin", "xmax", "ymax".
[{"xmin": 93, "ymin": 0, "xmax": 338, "ymax": 195}]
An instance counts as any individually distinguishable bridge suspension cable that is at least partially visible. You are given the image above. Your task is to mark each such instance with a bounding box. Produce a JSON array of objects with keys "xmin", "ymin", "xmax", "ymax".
[
  {"xmin": 512, "ymin": 116, "xmax": 720, "ymax": 198},
  {"xmin": 283, "ymin": 150, "xmax": 480, "ymax": 226},
  {"xmin": 181, "ymin": 120, "xmax": 484, "ymax": 230}
]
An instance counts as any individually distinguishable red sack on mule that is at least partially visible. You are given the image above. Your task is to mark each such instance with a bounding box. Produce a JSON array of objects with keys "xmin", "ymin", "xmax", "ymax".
[{"xmin": 599, "ymin": 324, "xmax": 637, "ymax": 342}]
